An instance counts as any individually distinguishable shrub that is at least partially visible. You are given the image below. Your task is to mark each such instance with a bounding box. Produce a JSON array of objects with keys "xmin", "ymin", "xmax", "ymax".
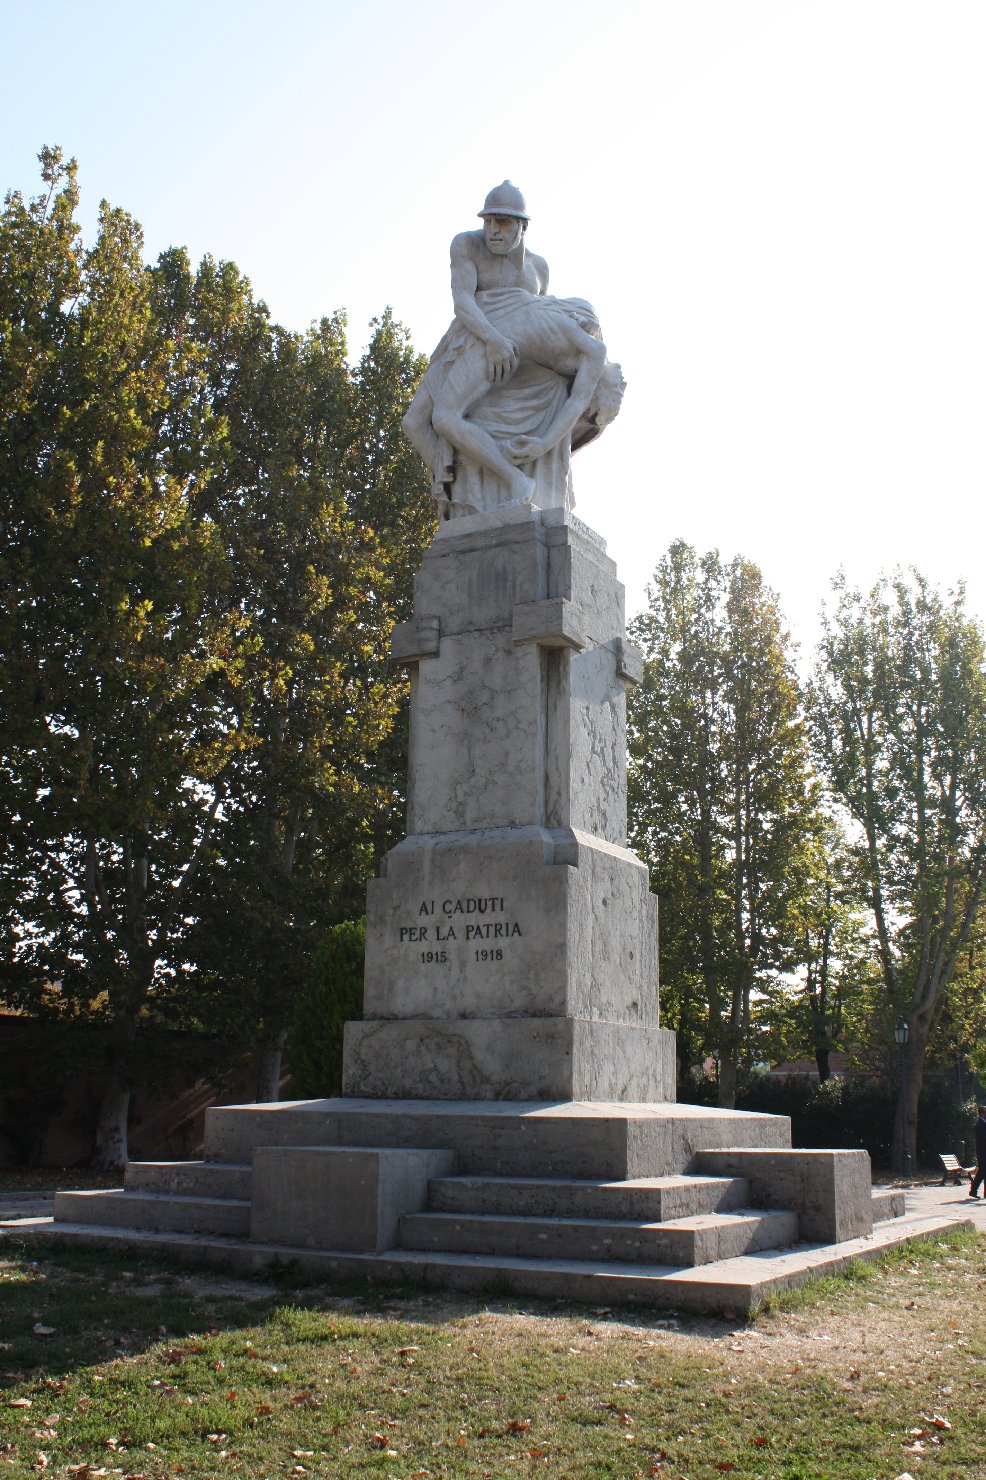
[
  {"xmin": 285, "ymin": 919, "xmax": 365, "ymax": 1098},
  {"xmin": 681, "ymin": 1070, "xmax": 975, "ymax": 1169}
]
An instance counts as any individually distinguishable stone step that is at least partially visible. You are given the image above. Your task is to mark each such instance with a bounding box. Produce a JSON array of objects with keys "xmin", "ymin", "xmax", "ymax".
[
  {"xmin": 872, "ymin": 1187, "xmax": 906, "ymax": 1221},
  {"xmin": 125, "ymin": 1160, "xmax": 251, "ymax": 1200},
  {"xmin": 399, "ymin": 1207, "xmax": 799, "ymax": 1267},
  {"xmin": 5, "ymin": 1207, "xmax": 972, "ymax": 1316},
  {"xmin": 427, "ymin": 1173, "xmax": 749, "ymax": 1221},
  {"xmin": 53, "ymin": 1189, "xmax": 250, "ymax": 1238},
  {"xmin": 202, "ymin": 1098, "xmax": 792, "ymax": 1178}
]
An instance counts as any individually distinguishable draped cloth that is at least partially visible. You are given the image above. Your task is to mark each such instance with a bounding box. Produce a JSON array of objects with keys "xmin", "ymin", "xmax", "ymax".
[{"xmin": 423, "ymin": 290, "xmax": 603, "ymax": 518}]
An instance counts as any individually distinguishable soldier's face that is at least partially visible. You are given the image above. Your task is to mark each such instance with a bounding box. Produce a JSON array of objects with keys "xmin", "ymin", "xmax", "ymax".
[{"xmin": 484, "ymin": 215, "xmax": 524, "ymax": 255}]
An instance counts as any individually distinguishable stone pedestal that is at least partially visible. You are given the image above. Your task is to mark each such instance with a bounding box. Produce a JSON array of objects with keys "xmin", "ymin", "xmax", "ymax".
[{"xmin": 342, "ymin": 505, "xmax": 675, "ymax": 1101}]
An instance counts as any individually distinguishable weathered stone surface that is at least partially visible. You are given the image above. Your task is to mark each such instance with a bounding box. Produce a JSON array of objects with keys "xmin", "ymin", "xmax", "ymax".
[
  {"xmin": 401, "ymin": 511, "xmax": 630, "ymax": 843},
  {"xmin": 342, "ymin": 1017, "xmax": 675, "ymax": 1102},
  {"xmin": 426, "ymin": 1173, "xmax": 751, "ymax": 1221},
  {"xmin": 125, "ymin": 1160, "xmax": 251, "ymax": 1199},
  {"xmin": 362, "ymin": 829, "xmax": 658, "ymax": 1030},
  {"xmin": 53, "ymin": 1189, "xmax": 249, "ymax": 1237},
  {"xmin": 694, "ymin": 1148, "xmax": 874, "ymax": 1243},
  {"xmin": 398, "ymin": 1205, "xmax": 800, "ymax": 1266},
  {"xmin": 250, "ymin": 1146, "xmax": 455, "ymax": 1251},
  {"xmin": 202, "ymin": 1099, "xmax": 792, "ymax": 1180}
]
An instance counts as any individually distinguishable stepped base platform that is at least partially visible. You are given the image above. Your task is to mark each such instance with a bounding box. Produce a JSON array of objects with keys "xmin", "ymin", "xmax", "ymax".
[
  {"xmin": 0, "ymin": 1097, "xmax": 966, "ymax": 1314},
  {"xmin": 2, "ymin": 1203, "xmax": 968, "ymax": 1316}
]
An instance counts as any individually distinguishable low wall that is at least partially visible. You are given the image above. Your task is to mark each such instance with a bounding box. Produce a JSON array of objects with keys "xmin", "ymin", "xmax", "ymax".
[{"xmin": 0, "ymin": 1016, "xmax": 282, "ymax": 1167}]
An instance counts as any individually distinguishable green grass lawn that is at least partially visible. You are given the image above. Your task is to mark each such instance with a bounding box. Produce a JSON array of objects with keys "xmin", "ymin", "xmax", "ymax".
[{"xmin": 1, "ymin": 1232, "xmax": 984, "ymax": 1478}]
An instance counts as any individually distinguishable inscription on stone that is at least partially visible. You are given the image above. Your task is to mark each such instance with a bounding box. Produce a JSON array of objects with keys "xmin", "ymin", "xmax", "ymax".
[{"xmin": 400, "ymin": 897, "xmax": 523, "ymax": 958}]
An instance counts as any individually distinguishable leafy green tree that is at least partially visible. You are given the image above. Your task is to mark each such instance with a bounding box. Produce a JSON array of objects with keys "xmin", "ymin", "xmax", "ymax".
[
  {"xmin": 810, "ymin": 571, "xmax": 986, "ymax": 1169},
  {"xmin": 175, "ymin": 267, "xmax": 432, "ymax": 1096},
  {"xmin": 628, "ymin": 541, "xmax": 816, "ymax": 1105},
  {"xmin": 0, "ymin": 149, "xmax": 248, "ymax": 1166},
  {"xmin": 1, "ymin": 149, "xmax": 432, "ymax": 1162},
  {"xmin": 286, "ymin": 918, "xmax": 366, "ymax": 1098}
]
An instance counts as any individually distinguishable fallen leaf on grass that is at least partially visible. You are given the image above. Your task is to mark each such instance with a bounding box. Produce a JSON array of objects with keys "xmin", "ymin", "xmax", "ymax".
[
  {"xmin": 291, "ymin": 1451, "xmax": 314, "ymax": 1458},
  {"xmin": 9, "ymin": 1398, "xmax": 31, "ymax": 1408},
  {"xmin": 289, "ymin": 1391, "xmax": 322, "ymax": 1408},
  {"xmin": 31, "ymin": 1325, "xmax": 55, "ymax": 1337},
  {"xmin": 255, "ymin": 1403, "xmax": 273, "ymax": 1416},
  {"xmin": 395, "ymin": 1345, "xmax": 419, "ymax": 1355},
  {"xmin": 750, "ymin": 1436, "xmax": 770, "ymax": 1447},
  {"xmin": 931, "ymin": 1414, "xmax": 953, "ymax": 1430},
  {"xmin": 506, "ymin": 1419, "xmax": 533, "ymax": 1433}
]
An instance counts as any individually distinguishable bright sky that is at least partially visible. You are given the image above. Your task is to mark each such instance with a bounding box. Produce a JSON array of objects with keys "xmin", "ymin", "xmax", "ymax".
[{"xmin": 3, "ymin": 0, "xmax": 984, "ymax": 654}]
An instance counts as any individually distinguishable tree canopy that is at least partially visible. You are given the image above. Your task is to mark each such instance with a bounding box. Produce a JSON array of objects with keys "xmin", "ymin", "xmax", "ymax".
[{"xmin": 0, "ymin": 148, "xmax": 432, "ymax": 1165}]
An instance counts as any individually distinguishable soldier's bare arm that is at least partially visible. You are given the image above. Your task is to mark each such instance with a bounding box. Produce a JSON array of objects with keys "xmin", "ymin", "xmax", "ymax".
[{"xmin": 449, "ymin": 233, "xmax": 518, "ymax": 382}]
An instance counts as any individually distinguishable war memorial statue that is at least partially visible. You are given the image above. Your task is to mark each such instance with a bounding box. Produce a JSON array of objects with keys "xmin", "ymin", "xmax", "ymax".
[
  {"xmin": 29, "ymin": 181, "xmax": 925, "ymax": 1318},
  {"xmin": 402, "ymin": 181, "xmax": 625, "ymax": 517}
]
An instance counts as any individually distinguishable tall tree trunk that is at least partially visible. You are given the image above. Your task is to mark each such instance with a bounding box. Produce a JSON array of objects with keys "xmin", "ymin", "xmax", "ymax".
[
  {"xmin": 718, "ymin": 1052, "xmax": 737, "ymax": 1109},
  {"xmin": 91, "ymin": 1075, "xmax": 131, "ymax": 1172},
  {"xmin": 256, "ymin": 1029, "xmax": 287, "ymax": 1102}
]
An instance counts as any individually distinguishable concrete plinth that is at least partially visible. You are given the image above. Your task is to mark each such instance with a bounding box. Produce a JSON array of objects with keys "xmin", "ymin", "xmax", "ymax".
[
  {"xmin": 345, "ymin": 509, "xmax": 661, "ymax": 1103},
  {"xmin": 250, "ymin": 1145, "xmax": 455, "ymax": 1250}
]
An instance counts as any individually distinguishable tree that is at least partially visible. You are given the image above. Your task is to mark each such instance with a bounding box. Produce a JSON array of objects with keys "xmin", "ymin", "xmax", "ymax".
[
  {"xmin": 178, "ymin": 272, "xmax": 432, "ymax": 1097},
  {"xmin": 774, "ymin": 817, "xmax": 875, "ymax": 1080},
  {"xmin": 810, "ymin": 571, "xmax": 986, "ymax": 1169},
  {"xmin": 285, "ymin": 918, "xmax": 366, "ymax": 1098},
  {"xmin": 0, "ymin": 149, "xmax": 249, "ymax": 1166},
  {"xmin": 628, "ymin": 541, "xmax": 816, "ymax": 1105},
  {"xmin": 0, "ymin": 149, "xmax": 432, "ymax": 1161}
]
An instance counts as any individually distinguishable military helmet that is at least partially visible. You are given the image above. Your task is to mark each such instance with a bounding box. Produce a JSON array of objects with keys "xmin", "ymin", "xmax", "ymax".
[{"xmin": 478, "ymin": 180, "xmax": 529, "ymax": 221}]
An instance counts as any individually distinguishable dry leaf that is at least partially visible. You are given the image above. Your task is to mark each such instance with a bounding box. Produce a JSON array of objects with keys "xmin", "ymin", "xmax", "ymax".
[
  {"xmin": 31, "ymin": 1325, "xmax": 55, "ymax": 1338},
  {"xmin": 506, "ymin": 1419, "xmax": 533, "ymax": 1433},
  {"xmin": 10, "ymin": 1398, "xmax": 32, "ymax": 1408}
]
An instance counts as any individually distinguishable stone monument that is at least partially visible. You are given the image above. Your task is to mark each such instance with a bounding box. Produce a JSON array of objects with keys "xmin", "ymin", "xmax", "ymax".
[
  {"xmin": 402, "ymin": 181, "xmax": 625, "ymax": 517},
  {"xmin": 345, "ymin": 179, "xmax": 667, "ymax": 1102},
  {"xmin": 36, "ymin": 185, "xmax": 921, "ymax": 1314}
]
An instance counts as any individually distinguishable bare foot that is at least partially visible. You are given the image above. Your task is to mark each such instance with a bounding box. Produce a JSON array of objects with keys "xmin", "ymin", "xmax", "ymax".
[{"xmin": 503, "ymin": 468, "xmax": 536, "ymax": 505}]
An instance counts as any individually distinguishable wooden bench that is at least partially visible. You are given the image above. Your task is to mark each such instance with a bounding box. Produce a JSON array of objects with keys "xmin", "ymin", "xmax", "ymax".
[{"xmin": 939, "ymin": 1153, "xmax": 976, "ymax": 1186}]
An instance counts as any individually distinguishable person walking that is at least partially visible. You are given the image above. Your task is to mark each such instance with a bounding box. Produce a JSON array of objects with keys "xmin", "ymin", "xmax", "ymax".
[{"xmin": 970, "ymin": 1104, "xmax": 986, "ymax": 1198}]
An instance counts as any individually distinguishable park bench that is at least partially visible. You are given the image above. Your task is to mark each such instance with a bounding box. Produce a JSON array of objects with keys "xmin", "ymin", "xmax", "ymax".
[{"xmin": 939, "ymin": 1153, "xmax": 975, "ymax": 1186}]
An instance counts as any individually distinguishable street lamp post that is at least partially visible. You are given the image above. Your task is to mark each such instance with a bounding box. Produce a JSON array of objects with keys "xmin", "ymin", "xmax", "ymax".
[{"xmin": 893, "ymin": 1016, "xmax": 912, "ymax": 1177}]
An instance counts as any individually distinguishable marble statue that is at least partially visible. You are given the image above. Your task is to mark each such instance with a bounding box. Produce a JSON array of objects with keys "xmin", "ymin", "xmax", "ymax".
[{"xmin": 403, "ymin": 182, "xmax": 625, "ymax": 519}]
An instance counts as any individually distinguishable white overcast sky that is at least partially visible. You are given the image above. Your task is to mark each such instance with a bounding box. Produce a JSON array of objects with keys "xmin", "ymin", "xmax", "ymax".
[{"xmin": 3, "ymin": 0, "xmax": 983, "ymax": 655}]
